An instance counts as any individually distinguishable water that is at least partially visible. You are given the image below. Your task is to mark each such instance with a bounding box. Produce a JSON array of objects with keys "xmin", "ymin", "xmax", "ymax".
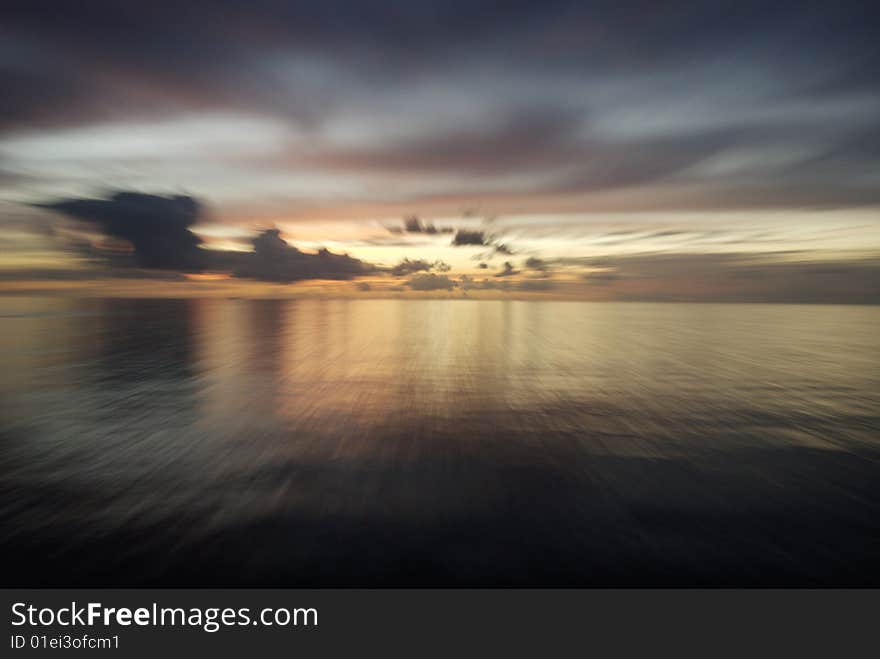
[{"xmin": 1, "ymin": 297, "xmax": 879, "ymax": 585}]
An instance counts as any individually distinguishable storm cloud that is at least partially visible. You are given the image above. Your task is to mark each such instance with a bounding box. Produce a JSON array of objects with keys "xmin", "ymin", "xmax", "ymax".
[
  {"xmin": 40, "ymin": 192, "xmax": 205, "ymax": 270},
  {"xmin": 231, "ymin": 229, "xmax": 369, "ymax": 282},
  {"xmin": 1, "ymin": 1, "xmax": 878, "ymax": 212},
  {"xmin": 2, "ymin": 2, "xmax": 879, "ymax": 301},
  {"xmin": 41, "ymin": 191, "xmax": 375, "ymax": 282}
]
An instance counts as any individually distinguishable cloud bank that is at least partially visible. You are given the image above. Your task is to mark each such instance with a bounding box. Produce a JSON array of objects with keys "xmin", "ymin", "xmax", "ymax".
[
  {"xmin": 2, "ymin": 1, "xmax": 878, "ymax": 216},
  {"xmin": 41, "ymin": 191, "xmax": 374, "ymax": 282}
]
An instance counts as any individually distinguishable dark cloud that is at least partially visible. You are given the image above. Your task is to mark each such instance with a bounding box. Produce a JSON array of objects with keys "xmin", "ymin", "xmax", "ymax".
[
  {"xmin": 452, "ymin": 230, "xmax": 486, "ymax": 246},
  {"xmin": 495, "ymin": 261, "xmax": 519, "ymax": 277},
  {"xmin": 389, "ymin": 257, "xmax": 432, "ymax": 276},
  {"xmin": 40, "ymin": 191, "xmax": 375, "ymax": 282},
  {"xmin": 0, "ymin": 1, "xmax": 878, "ymax": 213},
  {"xmin": 407, "ymin": 273, "xmax": 457, "ymax": 291},
  {"xmin": 233, "ymin": 229, "xmax": 373, "ymax": 282},
  {"xmin": 3, "ymin": 2, "xmax": 877, "ymax": 129},
  {"xmin": 0, "ymin": 0, "xmax": 878, "ymax": 309},
  {"xmin": 459, "ymin": 231, "xmax": 517, "ymax": 259},
  {"xmin": 524, "ymin": 257, "xmax": 549, "ymax": 272},
  {"xmin": 307, "ymin": 108, "xmax": 586, "ymax": 175},
  {"xmin": 403, "ymin": 216, "xmax": 423, "ymax": 233},
  {"xmin": 401, "ymin": 216, "xmax": 453, "ymax": 234},
  {"xmin": 388, "ymin": 257, "xmax": 450, "ymax": 277},
  {"xmin": 0, "ymin": 267, "xmax": 185, "ymax": 282},
  {"xmin": 302, "ymin": 111, "xmax": 837, "ymax": 204},
  {"xmin": 285, "ymin": 104, "xmax": 880, "ymax": 209},
  {"xmin": 40, "ymin": 191, "xmax": 205, "ymax": 270}
]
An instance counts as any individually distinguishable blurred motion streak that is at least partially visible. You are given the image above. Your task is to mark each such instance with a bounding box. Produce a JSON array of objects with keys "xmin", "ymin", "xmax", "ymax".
[{"xmin": 1, "ymin": 297, "xmax": 878, "ymax": 585}]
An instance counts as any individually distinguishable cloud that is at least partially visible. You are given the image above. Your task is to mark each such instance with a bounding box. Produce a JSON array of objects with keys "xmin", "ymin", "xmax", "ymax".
[
  {"xmin": 389, "ymin": 257, "xmax": 432, "ymax": 276},
  {"xmin": 2, "ymin": 0, "xmax": 880, "ymax": 305},
  {"xmin": 583, "ymin": 270, "xmax": 621, "ymax": 285},
  {"xmin": 450, "ymin": 226, "xmax": 516, "ymax": 258},
  {"xmin": 401, "ymin": 216, "xmax": 453, "ymax": 234},
  {"xmin": 388, "ymin": 257, "xmax": 451, "ymax": 276},
  {"xmin": 524, "ymin": 257, "xmax": 549, "ymax": 272},
  {"xmin": 451, "ymin": 230, "xmax": 487, "ymax": 246},
  {"xmin": 402, "ymin": 216, "xmax": 423, "ymax": 233},
  {"xmin": 517, "ymin": 278, "xmax": 555, "ymax": 291},
  {"xmin": 459, "ymin": 275, "xmax": 509, "ymax": 291},
  {"xmin": 40, "ymin": 190, "xmax": 376, "ymax": 282},
  {"xmin": 451, "ymin": 226, "xmax": 514, "ymax": 260},
  {"xmin": 40, "ymin": 191, "xmax": 205, "ymax": 270},
  {"xmin": 576, "ymin": 252, "xmax": 880, "ymax": 303},
  {"xmin": 0, "ymin": 267, "xmax": 186, "ymax": 282},
  {"xmin": 461, "ymin": 271, "xmax": 553, "ymax": 292},
  {"xmin": 407, "ymin": 273, "xmax": 457, "ymax": 291},
  {"xmin": 495, "ymin": 261, "xmax": 519, "ymax": 277},
  {"xmin": 306, "ymin": 107, "xmax": 587, "ymax": 175},
  {"xmin": 233, "ymin": 229, "xmax": 373, "ymax": 282},
  {"xmin": 1, "ymin": 2, "xmax": 878, "ymax": 216}
]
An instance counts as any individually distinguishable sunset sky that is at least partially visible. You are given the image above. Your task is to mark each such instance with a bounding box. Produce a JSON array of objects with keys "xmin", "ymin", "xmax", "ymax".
[{"xmin": 1, "ymin": 1, "xmax": 878, "ymax": 301}]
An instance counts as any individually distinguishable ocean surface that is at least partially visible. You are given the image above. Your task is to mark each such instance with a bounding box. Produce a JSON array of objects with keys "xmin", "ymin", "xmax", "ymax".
[{"xmin": 1, "ymin": 297, "xmax": 878, "ymax": 585}]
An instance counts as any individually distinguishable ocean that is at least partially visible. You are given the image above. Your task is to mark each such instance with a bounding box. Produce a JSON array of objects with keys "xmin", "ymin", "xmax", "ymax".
[{"xmin": 1, "ymin": 297, "xmax": 878, "ymax": 585}]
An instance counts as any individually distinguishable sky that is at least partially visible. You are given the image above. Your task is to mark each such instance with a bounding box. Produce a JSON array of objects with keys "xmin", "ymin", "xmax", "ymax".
[{"xmin": 1, "ymin": 0, "xmax": 878, "ymax": 301}]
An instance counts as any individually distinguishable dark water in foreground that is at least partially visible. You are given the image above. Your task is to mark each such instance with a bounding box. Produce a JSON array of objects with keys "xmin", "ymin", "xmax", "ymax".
[{"xmin": 1, "ymin": 297, "xmax": 878, "ymax": 586}]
